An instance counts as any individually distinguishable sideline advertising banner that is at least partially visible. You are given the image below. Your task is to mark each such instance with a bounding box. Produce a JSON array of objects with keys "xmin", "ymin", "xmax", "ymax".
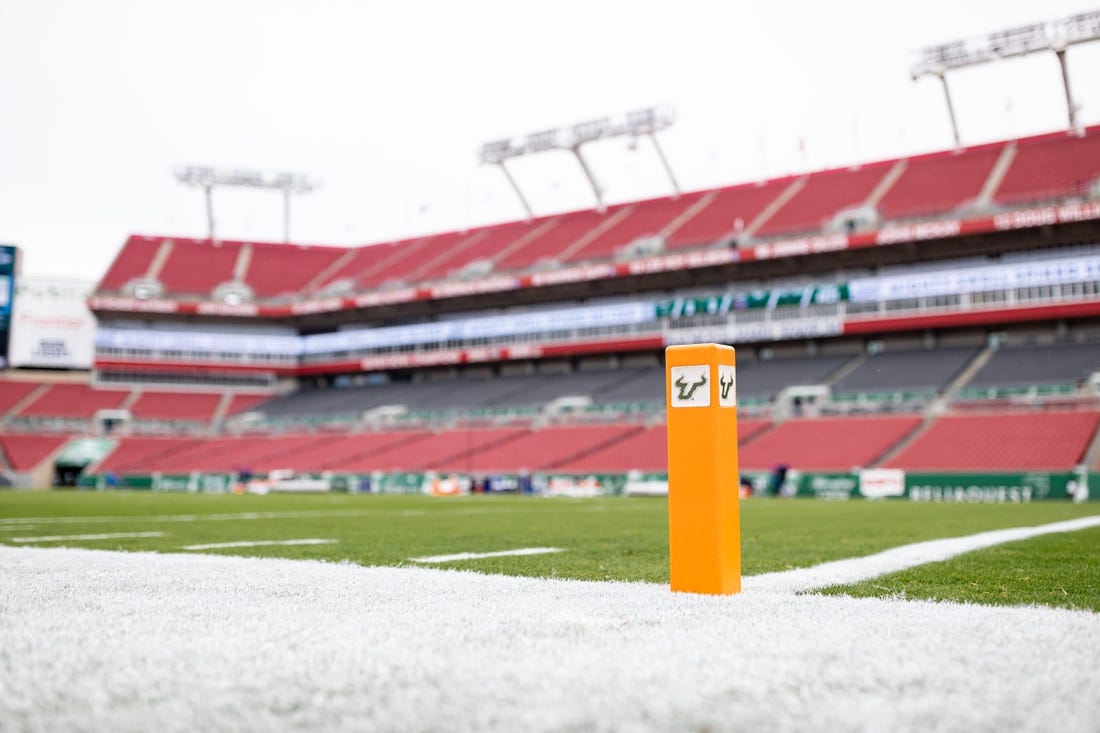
[{"xmin": 9, "ymin": 277, "xmax": 96, "ymax": 369}]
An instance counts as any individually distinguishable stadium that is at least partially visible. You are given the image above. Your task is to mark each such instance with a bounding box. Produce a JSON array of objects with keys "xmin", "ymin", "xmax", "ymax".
[{"xmin": 3, "ymin": 3, "xmax": 1100, "ymax": 731}]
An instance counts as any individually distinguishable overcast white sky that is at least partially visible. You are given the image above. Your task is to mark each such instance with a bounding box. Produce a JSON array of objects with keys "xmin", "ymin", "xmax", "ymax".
[{"xmin": 2, "ymin": 0, "xmax": 1099, "ymax": 282}]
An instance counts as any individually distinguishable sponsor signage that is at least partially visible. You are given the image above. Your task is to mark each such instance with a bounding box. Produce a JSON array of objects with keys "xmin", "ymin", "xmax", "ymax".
[
  {"xmin": 848, "ymin": 253, "xmax": 1100, "ymax": 303},
  {"xmin": 905, "ymin": 472, "xmax": 1067, "ymax": 503},
  {"xmin": 0, "ymin": 245, "xmax": 18, "ymax": 367},
  {"xmin": 305, "ymin": 300, "xmax": 654, "ymax": 354},
  {"xmin": 859, "ymin": 468, "xmax": 906, "ymax": 498},
  {"xmin": 10, "ymin": 278, "xmax": 97, "ymax": 369},
  {"xmin": 96, "ymin": 327, "xmax": 302, "ymax": 357},
  {"xmin": 82, "ymin": 469, "xmax": 1081, "ymax": 502},
  {"xmin": 800, "ymin": 473, "xmax": 860, "ymax": 499},
  {"xmin": 665, "ymin": 317, "xmax": 844, "ymax": 345},
  {"xmin": 656, "ymin": 284, "xmax": 847, "ymax": 319},
  {"xmin": 787, "ymin": 470, "xmax": 1073, "ymax": 502}
]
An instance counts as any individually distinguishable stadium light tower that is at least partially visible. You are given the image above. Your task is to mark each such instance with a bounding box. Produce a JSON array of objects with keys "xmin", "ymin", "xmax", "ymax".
[
  {"xmin": 174, "ymin": 166, "xmax": 319, "ymax": 243},
  {"xmin": 479, "ymin": 106, "xmax": 679, "ymax": 218},
  {"xmin": 911, "ymin": 10, "xmax": 1100, "ymax": 147}
]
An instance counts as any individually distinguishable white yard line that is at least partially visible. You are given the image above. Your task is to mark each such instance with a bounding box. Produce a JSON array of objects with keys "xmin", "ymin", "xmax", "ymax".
[
  {"xmin": 745, "ymin": 514, "xmax": 1100, "ymax": 593},
  {"xmin": 7, "ymin": 531, "xmax": 166, "ymax": 543},
  {"xmin": 182, "ymin": 538, "xmax": 337, "ymax": 551},
  {"xmin": 0, "ymin": 510, "xmax": 379, "ymax": 526},
  {"xmin": 409, "ymin": 546, "xmax": 562, "ymax": 563},
  {"xmin": 0, "ymin": 505, "xmax": 549, "ymax": 527}
]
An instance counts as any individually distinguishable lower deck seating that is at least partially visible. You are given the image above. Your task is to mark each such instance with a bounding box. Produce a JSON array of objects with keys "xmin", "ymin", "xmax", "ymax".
[
  {"xmin": 552, "ymin": 425, "xmax": 665, "ymax": 472},
  {"xmin": 85, "ymin": 405, "xmax": 1100, "ymax": 477},
  {"xmin": 0, "ymin": 434, "xmax": 69, "ymax": 471},
  {"xmin": 19, "ymin": 384, "xmax": 130, "ymax": 418},
  {"xmin": 95, "ymin": 437, "xmax": 205, "ymax": 474},
  {"xmin": 884, "ymin": 410, "xmax": 1099, "ymax": 471},
  {"xmin": 739, "ymin": 415, "xmax": 922, "ymax": 471},
  {"xmin": 462, "ymin": 424, "xmax": 641, "ymax": 473},
  {"xmin": 0, "ymin": 381, "xmax": 44, "ymax": 414},
  {"xmin": 354, "ymin": 427, "xmax": 526, "ymax": 472}
]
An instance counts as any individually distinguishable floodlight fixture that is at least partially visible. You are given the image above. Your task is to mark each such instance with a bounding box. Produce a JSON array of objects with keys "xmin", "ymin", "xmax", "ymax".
[
  {"xmin": 478, "ymin": 106, "xmax": 679, "ymax": 219},
  {"xmin": 912, "ymin": 10, "xmax": 1100, "ymax": 145},
  {"xmin": 174, "ymin": 166, "xmax": 319, "ymax": 242}
]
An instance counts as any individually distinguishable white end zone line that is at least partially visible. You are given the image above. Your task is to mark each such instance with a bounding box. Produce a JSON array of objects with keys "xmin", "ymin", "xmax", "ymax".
[
  {"xmin": 182, "ymin": 539, "xmax": 338, "ymax": 551},
  {"xmin": 745, "ymin": 514, "xmax": 1100, "ymax": 594},
  {"xmin": 7, "ymin": 531, "xmax": 167, "ymax": 543},
  {"xmin": 410, "ymin": 547, "xmax": 563, "ymax": 563}
]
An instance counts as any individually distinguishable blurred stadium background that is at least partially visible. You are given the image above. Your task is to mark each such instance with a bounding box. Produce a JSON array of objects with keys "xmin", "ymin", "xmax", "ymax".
[{"xmin": 0, "ymin": 11, "xmax": 1099, "ymax": 505}]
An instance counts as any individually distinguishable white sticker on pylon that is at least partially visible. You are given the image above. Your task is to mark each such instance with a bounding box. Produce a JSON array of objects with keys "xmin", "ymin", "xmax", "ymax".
[
  {"xmin": 717, "ymin": 364, "xmax": 736, "ymax": 407},
  {"xmin": 670, "ymin": 365, "xmax": 710, "ymax": 408}
]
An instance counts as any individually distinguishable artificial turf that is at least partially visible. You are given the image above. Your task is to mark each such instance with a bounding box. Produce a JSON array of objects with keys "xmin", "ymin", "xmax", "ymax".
[{"xmin": 2, "ymin": 490, "xmax": 1098, "ymax": 606}]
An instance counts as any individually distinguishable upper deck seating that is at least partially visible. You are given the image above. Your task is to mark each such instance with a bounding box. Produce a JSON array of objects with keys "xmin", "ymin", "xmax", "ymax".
[
  {"xmin": 246, "ymin": 243, "xmax": 347, "ymax": 298},
  {"xmin": 995, "ymin": 126, "xmax": 1100, "ymax": 205},
  {"xmin": 97, "ymin": 236, "xmax": 162, "ymax": 291},
  {"xmin": 665, "ymin": 179, "xmax": 792, "ymax": 249},
  {"xmin": 157, "ymin": 240, "xmax": 243, "ymax": 296},
  {"xmin": 877, "ymin": 144, "xmax": 1004, "ymax": 220},
  {"xmin": 755, "ymin": 163, "xmax": 894, "ymax": 238}
]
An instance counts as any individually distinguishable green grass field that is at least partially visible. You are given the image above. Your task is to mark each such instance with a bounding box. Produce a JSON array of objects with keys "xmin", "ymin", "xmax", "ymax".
[{"xmin": 2, "ymin": 490, "xmax": 1098, "ymax": 609}]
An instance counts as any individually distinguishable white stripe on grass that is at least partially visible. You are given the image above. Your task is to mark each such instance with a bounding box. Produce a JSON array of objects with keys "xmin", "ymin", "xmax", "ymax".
[
  {"xmin": 1, "ymin": 535, "xmax": 1098, "ymax": 733},
  {"xmin": 0, "ymin": 510, "xmax": 379, "ymax": 526},
  {"xmin": 410, "ymin": 547, "xmax": 562, "ymax": 563},
  {"xmin": 182, "ymin": 538, "xmax": 337, "ymax": 551},
  {"xmin": 746, "ymin": 514, "xmax": 1100, "ymax": 593},
  {"xmin": 6, "ymin": 531, "xmax": 166, "ymax": 543},
  {"xmin": 0, "ymin": 503, "xmax": 639, "ymax": 528}
]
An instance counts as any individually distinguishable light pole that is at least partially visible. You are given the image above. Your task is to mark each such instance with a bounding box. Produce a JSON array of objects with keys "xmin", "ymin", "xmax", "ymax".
[
  {"xmin": 911, "ymin": 11, "xmax": 1100, "ymax": 145},
  {"xmin": 479, "ymin": 106, "xmax": 680, "ymax": 219},
  {"xmin": 174, "ymin": 166, "xmax": 319, "ymax": 242}
]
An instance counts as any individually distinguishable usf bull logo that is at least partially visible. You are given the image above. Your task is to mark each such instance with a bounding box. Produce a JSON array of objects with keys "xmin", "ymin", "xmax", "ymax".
[
  {"xmin": 719, "ymin": 374, "xmax": 733, "ymax": 400},
  {"xmin": 675, "ymin": 372, "xmax": 707, "ymax": 401},
  {"xmin": 670, "ymin": 365, "xmax": 711, "ymax": 407}
]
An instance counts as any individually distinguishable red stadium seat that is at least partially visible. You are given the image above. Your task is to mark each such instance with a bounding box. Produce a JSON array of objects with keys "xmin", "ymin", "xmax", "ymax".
[
  {"xmin": 740, "ymin": 416, "xmax": 922, "ymax": 471},
  {"xmin": 884, "ymin": 410, "xmax": 1100, "ymax": 471}
]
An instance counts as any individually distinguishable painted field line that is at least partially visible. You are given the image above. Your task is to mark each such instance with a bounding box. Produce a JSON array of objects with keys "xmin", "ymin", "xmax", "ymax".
[
  {"xmin": 0, "ymin": 510, "xmax": 380, "ymax": 526},
  {"xmin": 182, "ymin": 538, "xmax": 338, "ymax": 551},
  {"xmin": 410, "ymin": 547, "xmax": 563, "ymax": 563},
  {"xmin": 746, "ymin": 514, "xmax": 1100, "ymax": 594},
  {"xmin": 7, "ymin": 531, "xmax": 167, "ymax": 544},
  {"xmin": 0, "ymin": 506, "xmax": 537, "ymax": 527}
]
